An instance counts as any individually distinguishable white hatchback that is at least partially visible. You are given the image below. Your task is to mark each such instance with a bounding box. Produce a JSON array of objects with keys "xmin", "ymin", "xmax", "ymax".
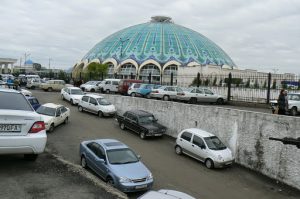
[
  {"xmin": 0, "ymin": 88, "xmax": 47, "ymax": 161},
  {"xmin": 61, "ymin": 87, "xmax": 85, "ymax": 105},
  {"xmin": 175, "ymin": 128, "xmax": 234, "ymax": 169}
]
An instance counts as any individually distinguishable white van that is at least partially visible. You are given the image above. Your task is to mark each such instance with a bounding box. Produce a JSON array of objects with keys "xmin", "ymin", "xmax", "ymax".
[{"xmin": 98, "ymin": 79, "xmax": 120, "ymax": 93}]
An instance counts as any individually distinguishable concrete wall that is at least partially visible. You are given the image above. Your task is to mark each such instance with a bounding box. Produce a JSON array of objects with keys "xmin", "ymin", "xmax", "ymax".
[{"xmin": 105, "ymin": 95, "xmax": 300, "ymax": 190}]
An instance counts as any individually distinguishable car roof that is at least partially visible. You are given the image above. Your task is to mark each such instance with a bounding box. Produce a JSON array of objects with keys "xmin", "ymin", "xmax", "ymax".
[
  {"xmin": 67, "ymin": 86, "xmax": 81, "ymax": 90},
  {"xmin": 127, "ymin": 110, "xmax": 153, "ymax": 116},
  {"xmin": 85, "ymin": 94, "xmax": 103, "ymax": 98},
  {"xmin": 42, "ymin": 103, "xmax": 63, "ymax": 109},
  {"xmin": 0, "ymin": 88, "xmax": 20, "ymax": 94},
  {"xmin": 94, "ymin": 139, "xmax": 128, "ymax": 150},
  {"xmin": 182, "ymin": 128, "xmax": 215, "ymax": 138},
  {"xmin": 140, "ymin": 189, "xmax": 195, "ymax": 199},
  {"xmin": 26, "ymin": 96, "xmax": 37, "ymax": 99}
]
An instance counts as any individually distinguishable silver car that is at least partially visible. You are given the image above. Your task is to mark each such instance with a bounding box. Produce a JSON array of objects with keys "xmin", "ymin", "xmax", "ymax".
[
  {"xmin": 150, "ymin": 86, "xmax": 183, "ymax": 101},
  {"xmin": 177, "ymin": 87, "xmax": 226, "ymax": 104}
]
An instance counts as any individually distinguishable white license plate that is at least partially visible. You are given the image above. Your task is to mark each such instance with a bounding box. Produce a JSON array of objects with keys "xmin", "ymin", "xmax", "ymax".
[
  {"xmin": 135, "ymin": 185, "xmax": 147, "ymax": 189},
  {"xmin": 0, "ymin": 124, "xmax": 21, "ymax": 132},
  {"xmin": 155, "ymin": 134, "xmax": 162, "ymax": 136}
]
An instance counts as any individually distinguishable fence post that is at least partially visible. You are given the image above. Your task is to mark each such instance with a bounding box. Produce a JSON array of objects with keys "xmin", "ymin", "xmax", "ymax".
[
  {"xmin": 227, "ymin": 72, "xmax": 232, "ymax": 102},
  {"xmin": 170, "ymin": 72, "xmax": 173, "ymax": 86},
  {"xmin": 148, "ymin": 72, "xmax": 152, "ymax": 84},
  {"xmin": 266, "ymin": 72, "xmax": 271, "ymax": 104},
  {"xmin": 197, "ymin": 72, "xmax": 200, "ymax": 87}
]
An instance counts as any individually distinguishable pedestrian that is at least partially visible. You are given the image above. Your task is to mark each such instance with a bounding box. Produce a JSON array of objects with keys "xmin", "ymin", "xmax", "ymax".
[
  {"xmin": 6, "ymin": 77, "xmax": 13, "ymax": 89},
  {"xmin": 277, "ymin": 89, "xmax": 288, "ymax": 115}
]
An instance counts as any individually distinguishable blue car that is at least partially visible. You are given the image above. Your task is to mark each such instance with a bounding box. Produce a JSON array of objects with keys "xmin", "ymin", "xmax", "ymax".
[
  {"xmin": 26, "ymin": 96, "xmax": 41, "ymax": 110},
  {"xmin": 137, "ymin": 84, "xmax": 161, "ymax": 98},
  {"xmin": 80, "ymin": 139, "xmax": 153, "ymax": 192}
]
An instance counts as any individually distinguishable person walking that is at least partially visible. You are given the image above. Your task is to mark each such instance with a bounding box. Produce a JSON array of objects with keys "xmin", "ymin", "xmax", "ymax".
[{"xmin": 277, "ymin": 89, "xmax": 288, "ymax": 115}]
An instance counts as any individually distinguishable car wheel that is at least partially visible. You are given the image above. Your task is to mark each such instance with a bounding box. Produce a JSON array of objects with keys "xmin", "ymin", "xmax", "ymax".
[
  {"xmin": 81, "ymin": 156, "xmax": 87, "ymax": 168},
  {"xmin": 216, "ymin": 98, "xmax": 224, "ymax": 105},
  {"xmin": 107, "ymin": 177, "xmax": 115, "ymax": 187},
  {"xmin": 120, "ymin": 123, "xmax": 125, "ymax": 130},
  {"xmin": 98, "ymin": 111, "xmax": 103, "ymax": 118},
  {"xmin": 61, "ymin": 95, "xmax": 65, "ymax": 100},
  {"xmin": 49, "ymin": 124, "xmax": 54, "ymax": 133},
  {"xmin": 64, "ymin": 117, "xmax": 69, "ymax": 124},
  {"xmin": 78, "ymin": 106, "xmax": 83, "ymax": 112},
  {"xmin": 131, "ymin": 92, "xmax": 136, "ymax": 97},
  {"xmin": 175, "ymin": 145, "xmax": 182, "ymax": 155},
  {"xmin": 106, "ymin": 89, "xmax": 110, "ymax": 94},
  {"xmin": 91, "ymin": 88, "xmax": 95, "ymax": 92},
  {"xmin": 70, "ymin": 99, "xmax": 74, "ymax": 105},
  {"xmin": 189, "ymin": 97, "xmax": 197, "ymax": 104},
  {"xmin": 24, "ymin": 154, "xmax": 38, "ymax": 161},
  {"xmin": 31, "ymin": 86, "xmax": 35, "ymax": 90},
  {"xmin": 163, "ymin": 95, "xmax": 170, "ymax": 101},
  {"xmin": 205, "ymin": 159, "xmax": 214, "ymax": 169},
  {"xmin": 146, "ymin": 94, "xmax": 151, "ymax": 99},
  {"xmin": 140, "ymin": 131, "xmax": 146, "ymax": 139},
  {"xmin": 290, "ymin": 107, "xmax": 297, "ymax": 116},
  {"xmin": 48, "ymin": 87, "xmax": 53, "ymax": 92}
]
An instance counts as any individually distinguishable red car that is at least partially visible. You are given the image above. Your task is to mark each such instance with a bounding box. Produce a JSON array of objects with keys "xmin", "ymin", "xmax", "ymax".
[{"xmin": 118, "ymin": 79, "xmax": 143, "ymax": 95}]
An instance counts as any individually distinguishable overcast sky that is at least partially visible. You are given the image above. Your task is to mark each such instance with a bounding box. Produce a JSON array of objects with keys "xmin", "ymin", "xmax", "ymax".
[{"xmin": 0, "ymin": 0, "xmax": 299, "ymax": 74}]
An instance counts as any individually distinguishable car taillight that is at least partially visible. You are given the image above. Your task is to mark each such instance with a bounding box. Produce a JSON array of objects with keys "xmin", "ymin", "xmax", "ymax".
[
  {"xmin": 29, "ymin": 121, "xmax": 45, "ymax": 133},
  {"xmin": 177, "ymin": 92, "xmax": 185, "ymax": 96},
  {"xmin": 152, "ymin": 90, "xmax": 159, "ymax": 93}
]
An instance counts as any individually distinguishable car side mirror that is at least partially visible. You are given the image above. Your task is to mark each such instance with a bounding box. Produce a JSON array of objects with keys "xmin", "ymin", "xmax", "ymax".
[
  {"xmin": 56, "ymin": 113, "xmax": 61, "ymax": 117},
  {"xmin": 96, "ymin": 158, "xmax": 105, "ymax": 164},
  {"xmin": 137, "ymin": 155, "xmax": 141, "ymax": 160}
]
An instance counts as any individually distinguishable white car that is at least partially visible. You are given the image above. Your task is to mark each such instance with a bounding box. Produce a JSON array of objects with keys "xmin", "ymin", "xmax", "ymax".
[
  {"xmin": 0, "ymin": 88, "xmax": 47, "ymax": 161},
  {"xmin": 36, "ymin": 103, "xmax": 70, "ymax": 132},
  {"xmin": 78, "ymin": 94, "xmax": 116, "ymax": 117},
  {"xmin": 98, "ymin": 79, "xmax": 120, "ymax": 93},
  {"xmin": 20, "ymin": 88, "xmax": 32, "ymax": 96},
  {"xmin": 150, "ymin": 86, "xmax": 183, "ymax": 101},
  {"xmin": 61, "ymin": 87, "xmax": 85, "ymax": 105},
  {"xmin": 175, "ymin": 128, "xmax": 234, "ymax": 169},
  {"xmin": 270, "ymin": 93, "xmax": 300, "ymax": 116},
  {"xmin": 138, "ymin": 189, "xmax": 196, "ymax": 199},
  {"xmin": 80, "ymin": 81, "xmax": 101, "ymax": 92},
  {"xmin": 127, "ymin": 83, "xmax": 142, "ymax": 97}
]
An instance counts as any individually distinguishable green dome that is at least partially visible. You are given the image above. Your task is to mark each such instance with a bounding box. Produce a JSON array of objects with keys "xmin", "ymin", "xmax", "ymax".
[{"xmin": 83, "ymin": 16, "xmax": 235, "ymax": 67}]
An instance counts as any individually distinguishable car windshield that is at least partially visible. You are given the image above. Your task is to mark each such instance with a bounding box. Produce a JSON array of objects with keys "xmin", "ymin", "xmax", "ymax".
[
  {"xmin": 71, "ymin": 89, "xmax": 84, "ymax": 95},
  {"xmin": 107, "ymin": 148, "xmax": 139, "ymax": 164},
  {"xmin": 0, "ymin": 92, "xmax": 33, "ymax": 111},
  {"xmin": 36, "ymin": 106, "xmax": 56, "ymax": 116},
  {"xmin": 85, "ymin": 81, "xmax": 95, "ymax": 85},
  {"xmin": 97, "ymin": 98, "xmax": 111, "ymax": 105},
  {"xmin": 139, "ymin": 115, "xmax": 156, "ymax": 124},
  {"xmin": 204, "ymin": 136, "xmax": 227, "ymax": 150}
]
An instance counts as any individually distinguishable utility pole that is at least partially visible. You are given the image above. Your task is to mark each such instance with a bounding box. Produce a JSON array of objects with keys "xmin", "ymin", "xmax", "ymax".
[{"xmin": 48, "ymin": 58, "xmax": 52, "ymax": 70}]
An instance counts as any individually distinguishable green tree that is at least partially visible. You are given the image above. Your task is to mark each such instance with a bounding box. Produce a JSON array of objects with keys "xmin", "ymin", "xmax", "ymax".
[
  {"xmin": 87, "ymin": 62, "xmax": 109, "ymax": 80},
  {"xmin": 204, "ymin": 79, "xmax": 210, "ymax": 86},
  {"xmin": 58, "ymin": 70, "xmax": 67, "ymax": 81},
  {"xmin": 213, "ymin": 77, "xmax": 217, "ymax": 86},
  {"xmin": 272, "ymin": 79, "xmax": 277, "ymax": 89},
  {"xmin": 190, "ymin": 77, "xmax": 202, "ymax": 86},
  {"xmin": 263, "ymin": 80, "xmax": 267, "ymax": 89},
  {"xmin": 254, "ymin": 79, "xmax": 259, "ymax": 88},
  {"xmin": 245, "ymin": 79, "xmax": 250, "ymax": 88}
]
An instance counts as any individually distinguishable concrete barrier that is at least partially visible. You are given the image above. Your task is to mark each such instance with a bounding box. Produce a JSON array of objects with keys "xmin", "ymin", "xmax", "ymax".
[{"xmin": 104, "ymin": 95, "xmax": 300, "ymax": 190}]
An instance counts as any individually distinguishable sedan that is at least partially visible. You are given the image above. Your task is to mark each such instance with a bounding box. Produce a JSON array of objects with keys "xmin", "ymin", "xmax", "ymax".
[
  {"xmin": 150, "ymin": 86, "xmax": 183, "ymax": 101},
  {"xmin": 80, "ymin": 139, "xmax": 153, "ymax": 192},
  {"xmin": 36, "ymin": 103, "xmax": 70, "ymax": 132},
  {"xmin": 138, "ymin": 189, "xmax": 196, "ymax": 199},
  {"xmin": 61, "ymin": 87, "xmax": 85, "ymax": 105}
]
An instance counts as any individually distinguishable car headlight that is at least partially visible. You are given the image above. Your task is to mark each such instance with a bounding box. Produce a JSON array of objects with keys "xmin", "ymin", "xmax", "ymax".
[
  {"xmin": 218, "ymin": 155, "xmax": 223, "ymax": 160},
  {"xmin": 147, "ymin": 173, "xmax": 153, "ymax": 180},
  {"xmin": 119, "ymin": 177, "xmax": 131, "ymax": 183}
]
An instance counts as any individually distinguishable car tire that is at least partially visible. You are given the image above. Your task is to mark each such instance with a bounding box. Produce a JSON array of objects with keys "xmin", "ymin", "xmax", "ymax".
[
  {"xmin": 120, "ymin": 123, "xmax": 125, "ymax": 130},
  {"xmin": 205, "ymin": 159, "xmax": 214, "ymax": 169},
  {"xmin": 81, "ymin": 156, "xmax": 88, "ymax": 168},
  {"xmin": 140, "ymin": 131, "xmax": 146, "ymax": 139},
  {"xmin": 146, "ymin": 94, "xmax": 151, "ymax": 99},
  {"xmin": 31, "ymin": 86, "xmax": 35, "ymax": 89},
  {"xmin": 131, "ymin": 92, "xmax": 136, "ymax": 97},
  {"xmin": 175, "ymin": 145, "xmax": 182, "ymax": 155},
  {"xmin": 98, "ymin": 111, "xmax": 103, "ymax": 118},
  {"xmin": 216, "ymin": 98, "xmax": 224, "ymax": 105},
  {"xmin": 163, "ymin": 95, "xmax": 170, "ymax": 101},
  {"xmin": 24, "ymin": 154, "xmax": 38, "ymax": 161},
  {"xmin": 70, "ymin": 99, "xmax": 74, "ymax": 105},
  {"xmin": 290, "ymin": 107, "xmax": 297, "ymax": 116},
  {"xmin": 189, "ymin": 97, "xmax": 197, "ymax": 104},
  {"xmin": 49, "ymin": 124, "xmax": 54, "ymax": 133},
  {"xmin": 48, "ymin": 87, "xmax": 53, "ymax": 92},
  {"xmin": 106, "ymin": 89, "xmax": 110, "ymax": 94},
  {"xmin": 91, "ymin": 88, "xmax": 95, "ymax": 92},
  {"xmin": 64, "ymin": 117, "xmax": 69, "ymax": 124},
  {"xmin": 61, "ymin": 95, "xmax": 65, "ymax": 100},
  {"xmin": 106, "ymin": 176, "xmax": 114, "ymax": 187},
  {"xmin": 78, "ymin": 106, "xmax": 83, "ymax": 112}
]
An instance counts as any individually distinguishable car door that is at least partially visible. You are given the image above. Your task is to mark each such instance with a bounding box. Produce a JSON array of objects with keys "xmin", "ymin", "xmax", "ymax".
[
  {"xmin": 178, "ymin": 131, "xmax": 193, "ymax": 155},
  {"xmin": 86, "ymin": 142, "xmax": 99, "ymax": 172},
  {"xmin": 65, "ymin": 88, "xmax": 71, "ymax": 101},
  {"xmin": 191, "ymin": 135, "xmax": 207, "ymax": 162},
  {"xmin": 125, "ymin": 113, "xmax": 135, "ymax": 131},
  {"xmin": 203, "ymin": 88, "xmax": 216, "ymax": 102},
  {"xmin": 60, "ymin": 106, "xmax": 69, "ymax": 121},
  {"xmin": 54, "ymin": 108, "xmax": 62, "ymax": 126},
  {"xmin": 80, "ymin": 96, "xmax": 89, "ymax": 110},
  {"xmin": 93, "ymin": 144, "xmax": 109, "ymax": 178},
  {"xmin": 193, "ymin": 88, "xmax": 205, "ymax": 102},
  {"xmin": 130, "ymin": 114, "xmax": 140, "ymax": 133},
  {"xmin": 88, "ymin": 97, "xmax": 98, "ymax": 114}
]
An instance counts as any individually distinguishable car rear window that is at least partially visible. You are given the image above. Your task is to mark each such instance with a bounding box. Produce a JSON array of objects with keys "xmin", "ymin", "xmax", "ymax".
[{"xmin": 0, "ymin": 92, "xmax": 33, "ymax": 111}]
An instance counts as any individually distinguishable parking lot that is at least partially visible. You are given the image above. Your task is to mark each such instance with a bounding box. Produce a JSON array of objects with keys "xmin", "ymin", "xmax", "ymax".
[{"xmin": 1, "ymin": 90, "xmax": 299, "ymax": 199}]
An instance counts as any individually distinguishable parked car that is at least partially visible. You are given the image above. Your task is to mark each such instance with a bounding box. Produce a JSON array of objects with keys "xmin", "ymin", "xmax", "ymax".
[
  {"xmin": 116, "ymin": 110, "xmax": 167, "ymax": 139},
  {"xmin": 138, "ymin": 189, "xmax": 196, "ymax": 199},
  {"xmin": 175, "ymin": 128, "xmax": 234, "ymax": 169},
  {"xmin": 0, "ymin": 88, "xmax": 47, "ymax": 161},
  {"xmin": 80, "ymin": 81, "xmax": 102, "ymax": 92},
  {"xmin": 40, "ymin": 80, "xmax": 66, "ymax": 92},
  {"xmin": 26, "ymin": 96, "xmax": 41, "ymax": 110},
  {"xmin": 26, "ymin": 79, "xmax": 43, "ymax": 89},
  {"xmin": 19, "ymin": 88, "xmax": 32, "ymax": 96},
  {"xmin": 270, "ymin": 93, "xmax": 300, "ymax": 116},
  {"xmin": 150, "ymin": 86, "xmax": 183, "ymax": 101},
  {"xmin": 61, "ymin": 87, "xmax": 85, "ymax": 105},
  {"xmin": 118, "ymin": 79, "xmax": 143, "ymax": 95},
  {"xmin": 36, "ymin": 103, "xmax": 70, "ymax": 132},
  {"xmin": 98, "ymin": 79, "xmax": 121, "ymax": 93},
  {"xmin": 78, "ymin": 94, "xmax": 116, "ymax": 117},
  {"xmin": 128, "ymin": 83, "xmax": 142, "ymax": 97},
  {"xmin": 136, "ymin": 84, "xmax": 161, "ymax": 98},
  {"xmin": 80, "ymin": 139, "xmax": 153, "ymax": 192},
  {"xmin": 177, "ymin": 87, "xmax": 226, "ymax": 104}
]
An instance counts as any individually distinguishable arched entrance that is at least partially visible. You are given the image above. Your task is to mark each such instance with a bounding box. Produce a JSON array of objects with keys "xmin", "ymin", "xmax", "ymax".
[
  {"xmin": 118, "ymin": 63, "xmax": 137, "ymax": 79},
  {"xmin": 163, "ymin": 64, "xmax": 178, "ymax": 85},
  {"xmin": 107, "ymin": 62, "xmax": 115, "ymax": 78},
  {"xmin": 139, "ymin": 64, "xmax": 161, "ymax": 83}
]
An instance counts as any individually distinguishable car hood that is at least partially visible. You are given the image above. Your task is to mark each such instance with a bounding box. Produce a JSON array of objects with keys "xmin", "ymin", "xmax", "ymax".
[
  {"xmin": 140, "ymin": 122, "xmax": 166, "ymax": 131},
  {"xmin": 39, "ymin": 114, "xmax": 54, "ymax": 123},
  {"xmin": 210, "ymin": 148, "xmax": 234, "ymax": 161},
  {"xmin": 109, "ymin": 161, "xmax": 150, "ymax": 179},
  {"xmin": 101, "ymin": 104, "xmax": 116, "ymax": 111}
]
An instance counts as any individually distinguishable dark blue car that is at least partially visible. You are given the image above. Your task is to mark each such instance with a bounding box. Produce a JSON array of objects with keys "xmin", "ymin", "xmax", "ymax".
[
  {"xmin": 26, "ymin": 96, "xmax": 41, "ymax": 110},
  {"xmin": 80, "ymin": 139, "xmax": 153, "ymax": 192}
]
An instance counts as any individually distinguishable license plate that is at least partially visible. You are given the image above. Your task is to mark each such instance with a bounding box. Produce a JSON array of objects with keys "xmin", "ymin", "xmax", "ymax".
[
  {"xmin": 0, "ymin": 124, "xmax": 21, "ymax": 132},
  {"xmin": 155, "ymin": 134, "xmax": 162, "ymax": 136},
  {"xmin": 135, "ymin": 185, "xmax": 147, "ymax": 189}
]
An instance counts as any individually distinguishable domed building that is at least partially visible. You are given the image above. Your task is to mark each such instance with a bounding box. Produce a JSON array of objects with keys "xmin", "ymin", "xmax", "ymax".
[{"xmin": 73, "ymin": 16, "xmax": 236, "ymax": 84}]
